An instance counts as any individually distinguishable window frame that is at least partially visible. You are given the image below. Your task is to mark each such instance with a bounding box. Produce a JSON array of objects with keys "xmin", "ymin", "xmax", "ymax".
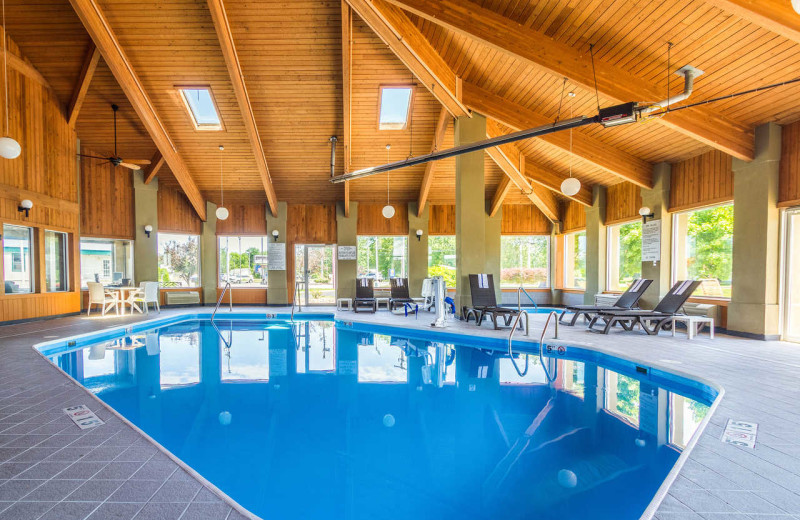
[
  {"xmin": 217, "ymin": 235, "xmax": 270, "ymax": 289},
  {"xmin": 377, "ymin": 85, "xmax": 415, "ymax": 131},
  {"xmin": 606, "ymin": 219, "xmax": 643, "ymax": 293},
  {"xmin": 500, "ymin": 234, "xmax": 551, "ymax": 289},
  {"xmin": 427, "ymin": 234, "xmax": 456, "ymax": 287},
  {"xmin": 44, "ymin": 230, "xmax": 69, "ymax": 293},
  {"xmin": 176, "ymin": 85, "xmax": 225, "ymax": 131},
  {"xmin": 79, "ymin": 237, "xmax": 134, "ymax": 289},
  {"xmin": 157, "ymin": 232, "xmax": 202, "ymax": 289},
  {"xmin": 671, "ymin": 202, "xmax": 734, "ymax": 300},
  {"xmin": 356, "ymin": 235, "xmax": 409, "ymax": 288},
  {"xmin": 563, "ymin": 230, "xmax": 587, "ymax": 290},
  {"xmin": 2, "ymin": 224, "xmax": 35, "ymax": 294}
]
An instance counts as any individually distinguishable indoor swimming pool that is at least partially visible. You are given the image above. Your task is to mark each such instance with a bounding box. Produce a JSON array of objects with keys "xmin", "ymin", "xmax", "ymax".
[{"xmin": 36, "ymin": 314, "xmax": 718, "ymax": 520}]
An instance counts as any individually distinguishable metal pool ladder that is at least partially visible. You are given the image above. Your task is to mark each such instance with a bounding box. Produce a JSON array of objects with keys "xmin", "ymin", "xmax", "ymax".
[
  {"xmin": 538, "ymin": 311, "xmax": 559, "ymax": 383},
  {"xmin": 212, "ymin": 282, "xmax": 233, "ymax": 323},
  {"xmin": 507, "ymin": 310, "xmax": 530, "ymax": 376},
  {"xmin": 291, "ymin": 280, "xmax": 303, "ymax": 322},
  {"xmin": 517, "ymin": 286, "xmax": 538, "ymax": 312}
]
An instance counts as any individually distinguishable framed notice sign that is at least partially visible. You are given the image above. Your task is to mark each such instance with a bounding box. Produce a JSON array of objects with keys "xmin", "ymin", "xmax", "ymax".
[
  {"xmin": 267, "ymin": 243, "xmax": 286, "ymax": 270},
  {"xmin": 642, "ymin": 220, "xmax": 661, "ymax": 263},
  {"xmin": 338, "ymin": 246, "xmax": 357, "ymax": 260}
]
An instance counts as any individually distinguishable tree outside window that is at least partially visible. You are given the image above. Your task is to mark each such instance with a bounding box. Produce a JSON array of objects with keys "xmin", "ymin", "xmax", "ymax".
[
  {"xmin": 219, "ymin": 236, "xmax": 269, "ymax": 287},
  {"xmin": 357, "ymin": 236, "xmax": 407, "ymax": 287},
  {"xmin": 564, "ymin": 231, "xmax": 586, "ymax": 289},
  {"xmin": 673, "ymin": 204, "xmax": 734, "ymax": 297},
  {"xmin": 158, "ymin": 234, "xmax": 200, "ymax": 287},
  {"xmin": 500, "ymin": 236, "xmax": 550, "ymax": 288},
  {"xmin": 427, "ymin": 235, "xmax": 456, "ymax": 287},
  {"xmin": 607, "ymin": 221, "xmax": 642, "ymax": 291}
]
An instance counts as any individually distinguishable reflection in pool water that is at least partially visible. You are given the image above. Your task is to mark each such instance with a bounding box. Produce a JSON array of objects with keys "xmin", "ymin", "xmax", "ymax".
[{"xmin": 44, "ymin": 319, "xmax": 712, "ymax": 520}]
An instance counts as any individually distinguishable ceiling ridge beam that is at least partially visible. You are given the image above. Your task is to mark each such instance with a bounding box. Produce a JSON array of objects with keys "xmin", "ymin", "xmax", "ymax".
[
  {"xmin": 383, "ymin": 0, "xmax": 755, "ymax": 161},
  {"xmin": 342, "ymin": 1, "xmax": 352, "ymax": 217},
  {"xmin": 417, "ymin": 107, "xmax": 450, "ymax": 217},
  {"xmin": 67, "ymin": 42, "xmax": 100, "ymax": 128},
  {"xmin": 207, "ymin": 0, "xmax": 279, "ymax": 217},
  {"xmin": 345, "ymin": 0, "xmax": 469, "ymax": 118},
  {"xmin": 465, "ymin": 82, "xmax": 653, "ymax": 188},
  {"xmin": 68, "ymin": 0, "xmax": 206, "ymax": 220},
  {"xmin": 143, "ymin": 150, "xmax": 165, "ymax": 185},
  {"xmin": 704, "ymin": 0, "xmax": 800, "ymax": 44}
]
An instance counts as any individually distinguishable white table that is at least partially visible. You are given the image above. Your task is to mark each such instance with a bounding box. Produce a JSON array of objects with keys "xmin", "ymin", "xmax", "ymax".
[
  {"xmin": 336, "ymin": 298, "xmax": 352, "ymax": 311},
  {"xmin": 107, "ymin": 286, "xmax": 141, "ymax": 315},
  {"xmin": 376, "ymin": 297, "xmax": 390, "ymax": 310},
  {"xmin": 671, "ymin": 315, "xmax": 715, "ymax": 339}
]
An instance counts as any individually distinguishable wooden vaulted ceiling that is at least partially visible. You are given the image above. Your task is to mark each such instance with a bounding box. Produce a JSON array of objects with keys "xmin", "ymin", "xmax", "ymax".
[{"xmin": 5, "ymin": 0, "xmax": 800, "ymax": 219}]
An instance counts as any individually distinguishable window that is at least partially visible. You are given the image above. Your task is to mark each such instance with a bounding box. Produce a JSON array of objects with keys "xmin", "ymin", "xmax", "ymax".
[
  {"xmin": 501, "ymin": 236, "xmax": 550, "ymax": 288},
  {"xmin": 672, "ymin": 203, "xmax": 733, "ymax": 298},
  {"xmin": 357, "ymin": 236, "xmax": 407, "ymax": 287},
  {"xmin": 563, "ymin": 230, "xmax": 586, "ymax": 289},
  {"xmin": 178, "ymin": 86, "xmax": 223, "ymax": 130},
  {"xmin": 605, "ymin": 370, "xmax": 640, "ymax": 426},
  {"xmin": 2, "ymin": 224, "xmax": 33, "ymax": 294},
  {"xmin": 218, "ymin": 236, "xmax": 269, "ymax": 288},
  {"xmin": 45, "ymin": 231, "xmax": 68, "ymax": 292},
  {"xmin": 158, "ymin": 233, "xmax": 200, "ymax": 287},
  {"xmin": 428, "ymin": 235, "xmax": 456, "ymax": 287},
  {"xmin": 607, "ymin": 221, "xmax": 642, "ymax": 292},
  {"xmin": 80, "ymin": 238, "xmax": 133, "ymax": 288},
  {"xmin": 378, "ymin": 86, "xmax": 413, "ymax": 130},
  {"xmin": 159, "ymin": 332, "xmax": 200, "ymax": 388}
]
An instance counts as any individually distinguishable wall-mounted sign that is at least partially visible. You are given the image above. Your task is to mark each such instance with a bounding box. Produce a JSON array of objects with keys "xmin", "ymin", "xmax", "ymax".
[
  {"xmin": 338, "ymin": 246, "xmax": 357, "ymax": 260},
  {"xmin": 267, "ymin": 242, "xmax": 286, "ymax": 270},
  {"xmin": 642, "ymin": 219, "xmax": 662, "ymax": 263}
]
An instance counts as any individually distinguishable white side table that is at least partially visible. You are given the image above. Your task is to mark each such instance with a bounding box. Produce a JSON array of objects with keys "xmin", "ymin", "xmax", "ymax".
[
  {"xmin": 336, "ymin": 298, "xmax": 352, "ymax": 311},
  {"xmin": 671, "ymin": 315, "xmax": 714, "ymax": 339},
  {"xmin": 376, "ymin": 297, "xmax": 390, "ymax": 310}
]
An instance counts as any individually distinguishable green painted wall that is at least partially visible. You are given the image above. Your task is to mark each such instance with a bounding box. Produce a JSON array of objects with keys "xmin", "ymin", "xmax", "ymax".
[
  {"xmin": 200, "ymin": 201, "xmax": 217, "ymax": 305},
  {"xmin": 639, "ymin": 163, "xmax": 672, "ymax": 310},
  {"xmin": 583, "ymin": 186, "xmax": 607, "ymax": 304},
  {"xmin": 267, "ymin": 201, "xmax": 288, "ymax": 305},
  {"xmin": 133, "ymin": 171, "xmax": 158, "ymax": 284},
  {"xmin": 336, "ymin": 201, "xmax": 358, "ymax": 300},
  {"xmin": 407, "ymin": 202, "xmax": 429, "ymax": 297},
  {"xmin": 484, "ymin": 201, "xmax": 502, "ymax": 302}
]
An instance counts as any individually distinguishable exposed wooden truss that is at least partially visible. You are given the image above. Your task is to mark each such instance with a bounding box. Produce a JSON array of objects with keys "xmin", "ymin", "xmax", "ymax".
[
  {"xmin": 342, "ymin": 1, "xmax": 352, "ymax": 217},
  {"xmin": 67, "ymin": 42, "xmax": 99, "ymax": 128},
  {"xmin": 383, "ymin": 0, "xmax": 756, "ymax": 162},
  {"xmin": 207, "ymin": 0, "xmax": 278, "ymax": 217},
  {"xmin": 489, "ymin": 176, "xmax": 512, "ymax": 217},
  {"xmin": 485, "ymin": 142, "xmax": 559, "ymax": 221},
  {"xmin": 68, "ymin": 0, "xmax": 206, "ymax": 220},
  {"xmin": 143, "ymin": 150, "xmax": 165, "ymax": 185},
  {"xmin": 705, "ymin": 0, "xmax": 800, "ymax": 44},
  {"xmin": 417, "ymin": 107, "xmax": 450, "ymax": 217}
]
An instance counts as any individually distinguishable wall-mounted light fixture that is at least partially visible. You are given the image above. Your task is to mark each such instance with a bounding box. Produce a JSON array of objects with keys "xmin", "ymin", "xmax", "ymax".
[
  {"xmin": 17, "ymin": 199, "xmax": 32, "ymax": 217},
  {"xmin": 144, "ymin": 225, "xmax": 153, "ymax": 238},
  {"xmin": 416, "ymin": 229, "xmax": 423, "ymax": 241},
  {"xmin": 272, "ymin": 229, "xmax": 280, "ymax": 242},
  {"xmin": 639, "ymin": 206, "xmax": 655, "ymax": 224}
]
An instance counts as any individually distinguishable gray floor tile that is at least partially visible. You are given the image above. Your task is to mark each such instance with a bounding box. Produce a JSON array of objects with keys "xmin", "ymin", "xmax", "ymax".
[
  {"xmin": 65, "ymin": 479, "xmax": 125, "ymax": 502},
  {"xmin": 93, "ymin": 461, "xmax": 144, "ymax": 480},
  {"xmin": 39, "ymin": 501, "xmax": 101, "ymax": 520},
  {"xmin": 135, "ymin": 502, "xmax": 189, "ymax": 520},
  {"xmin": 86, "ymin": 502, "xmax": 144, "ymax": 520},
  {"xmin": 107, "ymin": 479, "xmax": 164, "ymax": 503},
  {"xmin": 179, "ymin": 503, "xmax": 232, "ymax": 520},
  {"xmin": 131, "ymin": 460, "xmax": 177, "ymax": 480},
  {"xmin": 0, "ymin": 501, "xmax": 56, "ymax": 520},
  {"xmin": 55, "ymin": 461, "xmax": 108, "ymax": 480},
  {"xmin": 20, "ymin": 478, "xmax": 82, "ymax": 502},
  {"xmin": 150, "ymin": 481, "xmax": 201, "ymax": 503},
  {"xmin": 0, "ymin": 479, "xmax": 45, "ymax": 501}
]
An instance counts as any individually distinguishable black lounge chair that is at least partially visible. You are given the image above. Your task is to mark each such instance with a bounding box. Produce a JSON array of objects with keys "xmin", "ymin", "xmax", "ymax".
[
  {"xmin": 558, "ymin": 278, "xmax": 653, "ymax": 326},
  {"xmin": 587, "ymin": 280, "xmax": 701, "ymax": 335},
  {"xmin": 353, "ymin": 278, "xmax": 377, "ymax": 313},
  {"xmin": 389, "ymin": 278, "xmax": 415, "ymax": 311},
  {"xmin": 462, "ymin": 274, "xmax": 521, "ymax": 330}
]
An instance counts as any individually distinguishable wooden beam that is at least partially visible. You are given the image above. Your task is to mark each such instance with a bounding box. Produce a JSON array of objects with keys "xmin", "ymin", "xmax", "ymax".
[
  {"xmin": 489, "ymin": 176, "xmax": 511, "ymax": 217},
  {"xmin": 487, "ymin": 119, "xmax": 593, "ymax": 206},
  {"xmin": 704, "ymin": 0, "xmax": 800, "ymax": 44},
  {"xmin": 464, "ymin": 82, "xmax": 653, "ymax": 188},
  {"xmin": 207, "ymin": 0, "xmax": 278, "ymax": 217},
  {"xmin": 384, "ymin": 0, "xmax": 755, "ymax": 161},
  {"xmin": 486, "ymin": 145, "xmax": 559, "ymax": 222},
  {"xmin": 345, "ymin": 0, "xmax": 469, "ymax": 118},
  {"xmin": 67, "ymin": 42, "xmax": 100, "ymax": 128},
  {"xmin": 68, "ymin": 0, "xmax": 206, "ymax": 220},
  {"xmin": 0, "ymin": 182, "xmax": 80, "ymax": 214},
  {"xmin": 417, "ymin": 107, "xmax": 450, "ymax": 217},
  {"xmin": 342, "ymin": 1, "xmax": 352, "ymax": 218},
  {"xmin": 143, "ymin": 150, "xmax": 165, "ymax": 185}
]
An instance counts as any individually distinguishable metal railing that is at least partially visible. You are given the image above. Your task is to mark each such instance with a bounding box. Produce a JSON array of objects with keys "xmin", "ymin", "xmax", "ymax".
[
  {"xmin": 212, "ymin": 282, "xmax": 232, "ymax": 322},
  {"xmin": 538, "ymin": 311, "xmax": 559, "ymax": 383},
  {"xmin": 291, "ymin": 280, "xmax": 303, "ymax": 322},
  {"xmin": 517, "ymin": 286, "xmax": 538, "ymax": 311},
  {"xmin": 507, "ymin": 310, "xmax": 530, "ymax": 376}
]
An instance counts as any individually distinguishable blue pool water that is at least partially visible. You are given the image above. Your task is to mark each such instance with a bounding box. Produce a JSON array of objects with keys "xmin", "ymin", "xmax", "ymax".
[{"xmin": 39, "ymin": 316, "xmax": 716, "ymax": 520}]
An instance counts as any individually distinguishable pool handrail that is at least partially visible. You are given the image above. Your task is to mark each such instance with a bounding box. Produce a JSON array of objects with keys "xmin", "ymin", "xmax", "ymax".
[
  {"xmin": 507, "ymin": 309, "xmax": 530, "ymax": 376},
  {"xmin": 517, "ymin": 286, "xmax": 538, "ymax": 311},
  {"xmin": 212, "ymin": 282, "xmax": 233, "ymax": 323},
  {"xmin": 538, "ymin": 311, "xmax": 559, "ymax": 383}
]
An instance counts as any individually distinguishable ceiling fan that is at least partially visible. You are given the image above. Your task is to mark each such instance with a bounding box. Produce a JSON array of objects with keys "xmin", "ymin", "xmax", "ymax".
[{"xmin": 77, "ymin": 104, "xmax": 152, "ymax": 171}]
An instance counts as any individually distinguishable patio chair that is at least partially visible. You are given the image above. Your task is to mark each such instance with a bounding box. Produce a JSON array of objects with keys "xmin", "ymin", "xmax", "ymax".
[
  {"xmin": 127, "ymin": 282, "xmax": 160, "ymax": 314},
  {"xmin": 354, "ymin": 278, "xmax": 377, "ymax": 313},
  {"xmin": 558, "ymin": 279, "xmax": 653, "ymax": 326},
  {"xmin": 87, "ymin": 282, "xmax": 119, "ymax": 316},
  {"xmin": 587, "ymin": 280, "xmax": 702, "ymax": 335},
  {"xmin": 389, "ymin": 278, "xmax": 416, "ymax": 311},
  {"xmin": 462, "ymin": 274, "xmax": 521, "ymax": 330}
]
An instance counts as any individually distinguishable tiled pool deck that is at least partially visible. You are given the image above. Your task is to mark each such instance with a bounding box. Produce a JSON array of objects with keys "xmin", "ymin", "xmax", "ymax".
[{"xmin": 0, "ymin": 306, "xmax": 798, "ymax": 519}]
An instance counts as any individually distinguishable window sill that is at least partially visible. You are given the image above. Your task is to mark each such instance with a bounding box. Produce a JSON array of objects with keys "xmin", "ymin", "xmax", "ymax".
[{"xmin": 500, "ymin": 287, "xmax": 551, "ymax": 292}]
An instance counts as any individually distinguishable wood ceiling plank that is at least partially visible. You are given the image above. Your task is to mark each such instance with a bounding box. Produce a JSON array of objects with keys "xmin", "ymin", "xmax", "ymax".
[
  {"xmin": 67, "ymin": 42, "xmax": 100, "ymax": 128},
  {"xmin": 68, "ymin": 0, "xmax": 206, "ymax": 220},
  {"xmin": 417, "ymin": 106, "xmax": 450, "ymax": 216},
  {"xmin": 701, "ymin": 0, "xmax": 800, "ymax": 45}
]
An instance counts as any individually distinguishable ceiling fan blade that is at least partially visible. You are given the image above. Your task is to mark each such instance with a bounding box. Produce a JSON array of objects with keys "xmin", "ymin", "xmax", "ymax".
[
  {"xmin": 118, "ymin": 162, "xmax": 144, "ymax": 171},
  {"xmin": 77, "ymin": 153, "xmax": 111, "ymax": 161},
  {"xmin": 123, "ymin": 159, "xmax": 152, "ymax": 165}
]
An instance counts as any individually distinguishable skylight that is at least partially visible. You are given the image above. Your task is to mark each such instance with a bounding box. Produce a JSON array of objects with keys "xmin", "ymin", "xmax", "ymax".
[
  {"xmin": 378, "ymin": 86, "xmax": 413, "ymax": 130},
  {"xmin": 178, "ymin": 87, "xmax": 223, "ymax": 130}
]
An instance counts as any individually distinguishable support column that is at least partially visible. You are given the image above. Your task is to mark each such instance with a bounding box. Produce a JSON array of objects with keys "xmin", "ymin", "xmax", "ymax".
[
  {"xmin": 639, "ymin": 162, "xmax": 672, "ymax": 310},
  {"xmin": 455, "ymin": 113, "xmax": 487, "ymax": 313},
  {"xmin": 729, "ymin": 122, "xmax": 782, "ymax": 339},
  {"xmin": 200, "ymin": 201, "xmax": 217, "ymax": 305},
  {"xmin": 583, "ymin": 186, "xmax": 607, "ymax": 304},
  {"xmin": 133, "ymin": 171, "xmax": 158, "ymax": 284},
  {"xmin": 407, "ymin": 202, "xmax": 429, "ymax": 297},
  {"xmin": 336, "ymin": 201, "xmax": 358, "ymax": 300},
  {"xmin": 267, "ymin": 201, "xmax": 288, "ymax": 305},
  {"xmin": 484, "ymin": 201, "xmax": 502, "ymax": 303}
]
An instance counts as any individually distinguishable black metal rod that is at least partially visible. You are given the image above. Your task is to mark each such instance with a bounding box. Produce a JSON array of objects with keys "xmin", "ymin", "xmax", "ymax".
[
  {"xmin": 329, "ymin": 116, "xmax": 597, "ymax": 184},
  {"xmin": 329, "ymin": 136, "xmax": 338, "ymax": 178}
]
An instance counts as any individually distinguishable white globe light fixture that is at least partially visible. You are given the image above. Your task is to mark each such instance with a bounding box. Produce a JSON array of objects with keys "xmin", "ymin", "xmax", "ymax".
[
  {"xmin": 793, "ymin": 0, "xmax": 800, "ymax": 15},
  {"xmin": 215, "ymin": 206, "xmax": 229, "ymax": 221},
  {"xmin": 382, "ymin": 204, "xmax": 395, "ymax": 219},
  {"xmin": 0, "ymin": 136, "xmax": 20, "ymax": 159},
  {"xmin": 560, "ymin": 177, "xmax": 581, "ymax": 197}
]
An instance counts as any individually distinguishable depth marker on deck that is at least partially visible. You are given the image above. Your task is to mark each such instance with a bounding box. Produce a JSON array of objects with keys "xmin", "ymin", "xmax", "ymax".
[
  {"xmin": 721, "ymin": 419, "xmax": 757, "ymax": 448},
  {"xmin": 64, "ymin": 405, "xmax": 104, "ymax": 430}
]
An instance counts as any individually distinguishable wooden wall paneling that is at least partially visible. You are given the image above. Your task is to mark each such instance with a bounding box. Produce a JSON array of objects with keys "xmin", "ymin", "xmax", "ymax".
[
  {"xmin": 216, "ymin": 287, "xmax": 267, "ymax": 305},
  {"xmin": 669, "ymin": 150, "xmax": 734, "ymax": 212},
  {"xmin": 428, "ymin": 204, "xmax": 455, "ymax": 235},
  {"xmin": 501, "ymin": 204, "xmax": 551, "ymax": 234},
  {"xmin": 605, "ymin": 182, "xmax": 643, "ymax": 225},
  {"xmin": 215, "ymin": 203, "xmax": 268, "ymax": 235},
  {"xmin": 158, "ymin": 186, "xmax": 203, "ymax": 235},
  {"xmin": 780, "ymin": 120, "xmax": 800, "ymax": 207},
  {"xmin": 80, "ymin": 151, "xmax": 135, "ymax": 239},
  {"xmin": 562, "ymin": 200, "xmax": 586, "ymax": 232},
  {"xmin": 286, "ymin": 204, "xmax": 338, "ymax": 244},
  {"xmin": 356, "ymin": 203, "xmax": 409, "ymax": 235}
]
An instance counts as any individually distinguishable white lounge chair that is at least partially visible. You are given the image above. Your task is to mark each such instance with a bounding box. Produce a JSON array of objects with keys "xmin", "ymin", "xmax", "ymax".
[
  {"xmin": 127, "ymin": 281, "xmax": 160, "ymax": 314},
  {"xmin": 87, "ymin": 282, "xmax": 119, "ymax": 316}
]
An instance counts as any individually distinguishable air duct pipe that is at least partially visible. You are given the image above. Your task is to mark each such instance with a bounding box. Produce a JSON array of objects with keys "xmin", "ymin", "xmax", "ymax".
[{"xmin": 638, "ymin": 65, "xmax": 703, "ymax": 117}]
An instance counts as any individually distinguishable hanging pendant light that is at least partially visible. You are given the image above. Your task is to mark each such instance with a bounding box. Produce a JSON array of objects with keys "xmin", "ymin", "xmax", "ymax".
[
  {"xmin": 560, "ymin": 91, "xmax": 581, "ymax": 197},
  {"xmin": 382, "ymin": 143, "xmax": 395, "ymax": 219},
  {"xmin": 0, "ymin": 0, "xmax": 20, "ymax": 159},
  {"xmin": 215, "ymin": 145, "xmax": 229, "ymax": 220}
]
